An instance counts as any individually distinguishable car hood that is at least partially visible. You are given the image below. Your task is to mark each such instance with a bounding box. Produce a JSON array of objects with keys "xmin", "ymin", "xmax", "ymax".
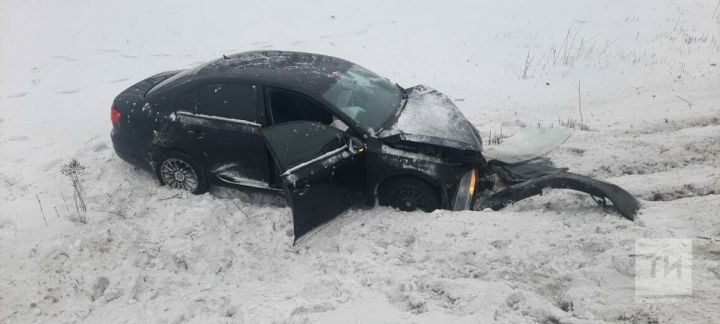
[{"xmin": 378, "ymin": 85, "xmax": 483, "ymax": 152}]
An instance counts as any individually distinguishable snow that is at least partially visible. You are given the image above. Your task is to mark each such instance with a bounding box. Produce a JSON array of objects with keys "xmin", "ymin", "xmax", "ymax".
[
  {"xmin": 1, "ymin": 0, "xmax": 719, "ymax": 323},
  {"xmin": 212, "ymin": 164, "xmax": 272, "ymax": 190}
]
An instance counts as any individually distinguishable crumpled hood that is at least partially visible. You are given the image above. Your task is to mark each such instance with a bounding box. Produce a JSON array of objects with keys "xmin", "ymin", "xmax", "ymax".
[{"xmin": 379, "ymin": 85, "xmax": 483, "ymax": 152}]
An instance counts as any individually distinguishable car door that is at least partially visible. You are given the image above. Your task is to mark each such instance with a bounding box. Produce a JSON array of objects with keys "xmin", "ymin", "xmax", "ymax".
[
  {"xmin": 261, "ymin": 121, "xmax": 365, "ymax": 242},
  {"xmin": 175, "ymin": 83, "xmax": 272, "ymax": 187}
]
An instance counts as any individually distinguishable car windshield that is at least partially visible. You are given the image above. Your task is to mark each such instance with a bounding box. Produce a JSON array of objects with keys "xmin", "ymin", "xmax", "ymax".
[{"xmin": 321, "ymin": 65, "xmax": 402, "ymax": 133}]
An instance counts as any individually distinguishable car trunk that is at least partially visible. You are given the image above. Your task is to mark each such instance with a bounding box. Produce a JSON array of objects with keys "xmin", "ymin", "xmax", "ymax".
[
  {"xmin": 113, "ymin": 70, "xmax": 183, "ymax": 114},
  {"xmin": 111, "ymin": 70, "xmax": 183, "ymax": 161}
]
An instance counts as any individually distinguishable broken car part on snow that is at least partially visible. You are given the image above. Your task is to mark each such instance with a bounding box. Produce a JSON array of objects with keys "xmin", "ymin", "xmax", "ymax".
[{"xmin": 110, "ymin": 51, "xmax": 639, "ymax": 242}]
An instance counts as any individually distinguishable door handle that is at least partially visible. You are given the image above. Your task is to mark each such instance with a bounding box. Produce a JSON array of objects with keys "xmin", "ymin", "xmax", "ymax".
[
  {"xmin": 188, "ymin": 129, "xmax": 204, "ymax": 137},
  {"xmin": 294, "ymin": 184, "xmax": 310, "ymax": 196}
]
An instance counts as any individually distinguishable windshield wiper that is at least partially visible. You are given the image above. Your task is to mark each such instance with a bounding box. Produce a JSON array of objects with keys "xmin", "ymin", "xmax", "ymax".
[
  {"xmin": 395, "ymin": 83, "xmax": 409, "ymax": 115},
  {"xmin": 396, "ymin": 83, "xmax": 408, "ymax": 100}
]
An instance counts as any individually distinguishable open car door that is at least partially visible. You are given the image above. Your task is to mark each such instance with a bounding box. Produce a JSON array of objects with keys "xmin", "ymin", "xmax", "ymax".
[{"xmin": 261, "ymin": 121, "xmax": 364, "ymax": 243}]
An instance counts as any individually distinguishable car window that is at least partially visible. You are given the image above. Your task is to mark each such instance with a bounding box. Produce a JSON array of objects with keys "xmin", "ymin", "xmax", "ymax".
[
  {"xmin": 268, "ymin": 89, "xmax": 332, "ymax": 125},
  {"xmin": 262, "ymin": 122, "xmax": 346, "ymax": 172},
  {"xmin": 321, "ymin": 65, "xmax": 402, "ymax": 133},
  {"xmin": 195, "ymin": 83, "xmax": 256, "ymax": 121}
]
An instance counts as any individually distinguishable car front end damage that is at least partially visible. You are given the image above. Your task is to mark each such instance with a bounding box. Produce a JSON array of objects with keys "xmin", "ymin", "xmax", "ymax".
[
  {"xmin": 376, "ymin": 85, "xmax": 640, "ymax": 219},
  {"xmin": 444, "ymin": 154, "xmax": 640, "ymax": 220},
  {"xmin": 474, "ymin": 162, "xmax": 640, "ymax": 220}
]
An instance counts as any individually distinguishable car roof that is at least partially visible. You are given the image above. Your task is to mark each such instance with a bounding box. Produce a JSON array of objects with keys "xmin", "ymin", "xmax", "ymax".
[{"xmin": 154, "ymin": 51, "xmax": 355, "ymax": 97}]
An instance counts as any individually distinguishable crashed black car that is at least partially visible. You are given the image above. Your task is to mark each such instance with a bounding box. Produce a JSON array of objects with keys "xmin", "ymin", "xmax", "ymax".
[{"xmin": 111, "ymin": 51, "xmax": 639, "ymax": 240}]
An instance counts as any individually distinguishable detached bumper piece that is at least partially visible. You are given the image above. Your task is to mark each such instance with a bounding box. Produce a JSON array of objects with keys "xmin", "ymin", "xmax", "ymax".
[{"xmin": 477, "ymin": 163, "xmax": 640, "ymax": 220}]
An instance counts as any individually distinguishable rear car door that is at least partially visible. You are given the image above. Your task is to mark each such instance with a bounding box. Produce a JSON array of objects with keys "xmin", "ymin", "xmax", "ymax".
[
  {"xmin": 261, "ymin": 121, "xmax": 365, "ymax": 241},
  {"xmin": 175, "ymin": 83, "xmax": 272, "ymax": 187}
]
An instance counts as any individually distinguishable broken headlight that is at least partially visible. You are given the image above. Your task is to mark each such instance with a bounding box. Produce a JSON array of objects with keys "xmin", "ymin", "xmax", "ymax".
[{"xmin": 452, "ymin": 169, "xmax": 477, "ymax": 211}]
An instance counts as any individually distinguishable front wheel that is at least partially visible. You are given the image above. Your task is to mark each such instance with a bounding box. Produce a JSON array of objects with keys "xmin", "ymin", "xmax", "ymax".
[
  {"xmin": 378, "ymin": 177, "xmax": 440, "ymax": 212},
  {"xmin": 156, "ymin": 151, "xmax": 208, "ymax": 194}
]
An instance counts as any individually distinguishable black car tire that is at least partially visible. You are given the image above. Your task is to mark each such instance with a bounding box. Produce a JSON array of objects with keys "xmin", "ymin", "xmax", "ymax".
[
  {"xmin": 155, "ymin": 151, "xmax": 209, "ymax": 194},
  {"xmin": 378, "ymin": 177, "xmax": 440, "ymax": 212}
]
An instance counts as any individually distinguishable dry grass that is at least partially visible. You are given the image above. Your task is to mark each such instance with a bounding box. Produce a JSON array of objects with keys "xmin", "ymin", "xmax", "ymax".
[
  {"xmin": 558, "ymin": 118, "xmax": 590, "ymax": 131},
  {"xmin": 487, "ymin": 128, "xmax": 509, "ymax": 145}
]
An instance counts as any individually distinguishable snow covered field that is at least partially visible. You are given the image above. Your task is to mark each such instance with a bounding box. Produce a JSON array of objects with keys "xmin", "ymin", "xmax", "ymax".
[{"xmin": 1, "ymin": 0, "xmax": 719, "ymax": 322}]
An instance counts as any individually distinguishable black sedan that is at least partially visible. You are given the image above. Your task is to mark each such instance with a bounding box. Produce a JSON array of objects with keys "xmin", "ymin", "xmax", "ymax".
[{"xmin": 111, "ymin": 51, "xmax": 639, "ymax": 241}]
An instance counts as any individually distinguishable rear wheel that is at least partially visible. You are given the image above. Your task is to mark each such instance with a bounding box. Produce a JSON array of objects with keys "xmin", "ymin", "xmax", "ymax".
[
  {"xmin": 378, "ymin": 177, "xmax": 440, "ymax": 212},
  {"xmin": 156, "ymin": 151, "xmax": 208, "ymax": 194}
]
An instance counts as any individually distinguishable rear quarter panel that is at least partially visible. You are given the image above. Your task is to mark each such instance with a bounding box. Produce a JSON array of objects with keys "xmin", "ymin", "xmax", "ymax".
[{"xmin": 111, "ymin": 71, "xmax": 183, "ymax": 165}]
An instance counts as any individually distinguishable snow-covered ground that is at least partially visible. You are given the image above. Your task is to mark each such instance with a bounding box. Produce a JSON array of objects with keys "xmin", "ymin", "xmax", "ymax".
[{"xmin": 1, "ymin": 0, "xmax": 719, "ymax": 322}]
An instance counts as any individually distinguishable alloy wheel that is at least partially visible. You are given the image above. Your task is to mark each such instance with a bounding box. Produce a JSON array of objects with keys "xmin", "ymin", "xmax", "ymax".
[
  {"xmin": 390, "ymin": 186, "xmax": 427, "ymax": 211},
  {"xmin": 160, "ymin": 158, "xmax": 199, "ymax": 192}
]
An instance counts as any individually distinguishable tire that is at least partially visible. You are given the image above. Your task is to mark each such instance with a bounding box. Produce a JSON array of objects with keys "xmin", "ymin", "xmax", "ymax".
[
  {"xmin": 378, "ymin": 177, "xmax": 440, "ymax": 212},
  {"xmin": 155, "ymin": 151, "xmax": 209, "ymax": 194}
]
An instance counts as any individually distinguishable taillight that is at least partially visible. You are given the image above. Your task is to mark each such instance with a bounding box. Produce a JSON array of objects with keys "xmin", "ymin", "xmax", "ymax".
[{"xmin": 111, "ymin": 106, "xmax": 121, "ymax": 125}]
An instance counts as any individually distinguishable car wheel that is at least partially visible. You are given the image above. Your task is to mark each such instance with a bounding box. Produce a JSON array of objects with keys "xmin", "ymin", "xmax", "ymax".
[
  {"xmin": 156, "ymin": 151, "xmax": 208, "ymax": 194},
  {"xmin": 378, "ymin": 177, "xmax": 440, "ymax": 212}
]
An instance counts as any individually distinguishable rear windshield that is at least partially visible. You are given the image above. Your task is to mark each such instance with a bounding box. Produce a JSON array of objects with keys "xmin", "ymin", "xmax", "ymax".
[{"xmin": 146, "ymin": 61, "xmax": 213, "ymax": 96}]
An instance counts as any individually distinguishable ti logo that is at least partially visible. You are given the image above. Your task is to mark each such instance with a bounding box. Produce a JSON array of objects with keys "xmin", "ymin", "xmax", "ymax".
[{"xmin": 635, "ymin": 239, "xmax": 692, "ymax": 301}]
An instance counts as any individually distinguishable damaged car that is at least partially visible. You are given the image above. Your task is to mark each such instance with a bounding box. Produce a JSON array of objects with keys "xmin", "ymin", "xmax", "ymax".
[{"xmin": 110, "ymin": 50, "xmax": 640, "ymax": 241}]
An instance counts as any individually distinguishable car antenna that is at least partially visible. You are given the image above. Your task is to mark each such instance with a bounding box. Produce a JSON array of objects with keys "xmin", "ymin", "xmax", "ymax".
[{"xmin": 222, "ymin": 54, "xmax": 229, "ymax": 59}]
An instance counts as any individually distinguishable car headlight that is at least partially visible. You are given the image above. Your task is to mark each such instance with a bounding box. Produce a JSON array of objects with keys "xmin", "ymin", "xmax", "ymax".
[{"xmin": 452, "ymin": 169, "xmax": 477, "ymax": 211}]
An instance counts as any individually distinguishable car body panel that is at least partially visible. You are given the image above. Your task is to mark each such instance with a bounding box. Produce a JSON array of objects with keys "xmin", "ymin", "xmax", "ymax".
[
  {"xmin": 478, "ymin": 164, "xmax": 640, "ymax": 220},
  {"xmin": 378, "ymin": 85, "xmax": 483, "ymax": 152},
  {"xmin": 111, "ymin": 71, "xmax": 184, "ymax": 168},
  {"xmin": 172, "ymin": 112, "xmax": 270, "ymax": 183},
  {"xmin": 260, "ymin": 122, "xmax": 365, "ymax": 241},
  {"xmin": 148, "ymin": 51, "xmax": 354, "ymax": 100},
  {"xmin": 362, "ymin": 139, "xmax": 470, "ymax": 207}
]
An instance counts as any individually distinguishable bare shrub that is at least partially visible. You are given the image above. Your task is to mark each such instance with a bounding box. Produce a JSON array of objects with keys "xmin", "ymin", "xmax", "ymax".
[
  {"xmin": 487, "ymin": 128, "xmax": 508, "ymax": 145},
  {"xmin": 521, "ymin": 49, "xmax": 531, "ymax": 79},
  {"xmin": 61, "ymin": 159, "xmax": 88, "ymax": 224},
  {"xmin": 35, "ymin": 194, "xmax": 48, "ymax": 226}
]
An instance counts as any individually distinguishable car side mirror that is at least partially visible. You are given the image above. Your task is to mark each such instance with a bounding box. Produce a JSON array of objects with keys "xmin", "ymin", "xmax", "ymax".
[{"xmin": 347, "ymin": 136, "xmax": 365, "ymax": 154}]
